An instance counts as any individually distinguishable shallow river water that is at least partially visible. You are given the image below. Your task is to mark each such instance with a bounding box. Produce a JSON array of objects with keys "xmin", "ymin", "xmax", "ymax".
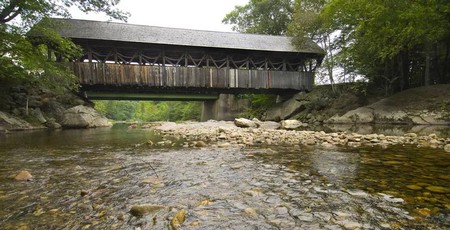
[{"xmin": 0, "ymin": 126, "xmax": 449, "ymax": 229}]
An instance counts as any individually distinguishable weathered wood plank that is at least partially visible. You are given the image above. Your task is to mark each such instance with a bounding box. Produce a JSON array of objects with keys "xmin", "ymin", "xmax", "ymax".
[{"xmin": 71, "ymin": 62, "xmax": 313, "ymax": 91}]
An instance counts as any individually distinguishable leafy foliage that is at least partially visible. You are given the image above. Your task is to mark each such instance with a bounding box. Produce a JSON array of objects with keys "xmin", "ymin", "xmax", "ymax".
[
  {"xmin": 238, "ymin": 94, "xmax": 277, "ymax": 119},
  {"xmin": 94, "ymin": 101, "xmax": 202, "ymax": 122},
  {"xmin": 225, "ymin": 0, "xmax": 450, "ymax": 95},
  {"xmin": 0, "ymin": 0, "xmax": 129, "ymax": 90},
  {"xmin": 222, "ymin": 0, "xmax": 294, "ymax": 35}
]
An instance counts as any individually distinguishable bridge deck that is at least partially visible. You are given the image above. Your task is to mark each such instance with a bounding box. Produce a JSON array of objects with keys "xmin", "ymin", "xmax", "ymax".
[{"xmin": 73, "ymin": 62, "xmax": 314, "ymax": 93}]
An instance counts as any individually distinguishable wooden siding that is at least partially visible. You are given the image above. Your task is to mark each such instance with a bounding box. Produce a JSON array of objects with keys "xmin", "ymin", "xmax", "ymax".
[{"xmin": 71, "ymin": 62, "xmax": 313, "ymax": 91}]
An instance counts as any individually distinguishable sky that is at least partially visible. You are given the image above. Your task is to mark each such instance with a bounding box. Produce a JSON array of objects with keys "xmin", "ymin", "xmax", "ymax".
[{"xmin": 70, "ymin": 0, "xmax": 249, "ymax": 32}]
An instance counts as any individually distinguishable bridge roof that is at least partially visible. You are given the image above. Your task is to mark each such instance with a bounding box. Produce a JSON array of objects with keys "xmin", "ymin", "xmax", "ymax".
[{"xmin": 49, "ymin": 18, "xmax": 324, "ymax": 55}]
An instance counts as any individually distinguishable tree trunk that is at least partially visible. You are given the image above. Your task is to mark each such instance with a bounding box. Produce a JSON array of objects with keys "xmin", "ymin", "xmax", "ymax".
[
  {"xmin": 442, "ymin": 41, "xmax": 450, "ymax": 84},
  {"xmin": 424, "ymin": 42, "xmax": 432, "ymax": 86},
  {"xmin": 322, "ymin": 35, "xmax": 336, "ymax": 93}
]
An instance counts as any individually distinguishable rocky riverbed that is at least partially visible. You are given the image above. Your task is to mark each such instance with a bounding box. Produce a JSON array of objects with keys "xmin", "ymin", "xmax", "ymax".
[
  {"xmin": 151, "ymin": 119, "xmax": 450, "ymax": 152},
  {"xmin": 1, "ymin": 126, "xmax": 449, "ymax": 229}
]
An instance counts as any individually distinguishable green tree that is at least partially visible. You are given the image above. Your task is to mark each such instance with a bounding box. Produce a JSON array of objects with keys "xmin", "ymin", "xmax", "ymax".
[
  {"xmin": 289, "ymin": 0, "xmax": 340, "ymax": 91},
  {"xmin": 94, "ymin": 100, "xmax": 202, "ymax": 122},
  {"xmin": 0, "ymin": 0, "xmax": 128, "ymax": 89},
  {"xmin": 222, "ymin": 0, "xmax": 294, "ymax": 35},
  {"xmin": 319, "ymin": 0, "xmax": 450, "ymax": 93}
]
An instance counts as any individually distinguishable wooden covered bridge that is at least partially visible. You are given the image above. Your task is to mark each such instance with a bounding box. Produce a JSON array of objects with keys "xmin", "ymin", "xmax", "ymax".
[{"xmin": 48, "ymin": 18, "xmax": 324, "ymax": 101}]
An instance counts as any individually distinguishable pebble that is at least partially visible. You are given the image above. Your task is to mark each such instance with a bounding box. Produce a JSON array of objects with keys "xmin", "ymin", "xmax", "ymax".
[
  {"xmin": 14, "ymin": 170, "xmax": 32, "ymax": 181},
  {"xmin": 244, "ymin": 208, "xmax": 257, "ymax": 216},
  {"xmin": 444, "ymin": 144, "xmax": 450, "ymax": 152}
]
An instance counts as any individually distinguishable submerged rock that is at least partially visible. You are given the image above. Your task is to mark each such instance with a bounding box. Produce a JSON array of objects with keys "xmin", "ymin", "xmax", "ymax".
[
  {"xmin": 170, "ymin": 209, "xmax": 187, "ymax": 230},
  {"xmin": 425, "ymin": 186, "xmax": 448, "ymax": 194},
  {"xmin": 14, "ymin": 170, "xmax": 32, "ymax": 181},
  {"xmin": 129, "ymin": 204, "xmax": 165, "ymax": 217}
]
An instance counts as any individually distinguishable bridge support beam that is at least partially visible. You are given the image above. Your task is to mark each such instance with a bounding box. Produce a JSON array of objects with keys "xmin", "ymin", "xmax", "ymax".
[{"xmin": 201, "ymin": 94, "xmax": 249, "ymax": 121}]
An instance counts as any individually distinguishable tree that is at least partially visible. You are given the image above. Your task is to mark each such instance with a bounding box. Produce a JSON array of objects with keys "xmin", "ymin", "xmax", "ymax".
[
  {"xmin": 289, "ymin": 0, "xmax": 340, "ymax": 92},
  {"xmin": 319, "ymin": 0, "xmax": 450, "ymax": 93},
  {"xmin": 222, "ymin": 0, "xmax": 294, "ymax": 35},
  {"xmin": 0, "ymin": 0, "xmax": 128, "ymax": 90}
]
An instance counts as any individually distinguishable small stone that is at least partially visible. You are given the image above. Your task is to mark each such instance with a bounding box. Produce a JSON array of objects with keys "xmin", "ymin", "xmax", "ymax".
[
  {"xmin": 341, "ymin": 220, "xmax": 362, "ymax": 230},
  {"xmin": 244, "ymin": 208, "xmax": 257, "ymax": 216},
  {"xmin": 321, "ymin": 142, "xmax": 335, "ymax": 149},
  {"xmin": 189, "ymin": 220, "xmax": 201, "ymax": 227},
  {"xmin": 406, "ymin": 185, "xmax": 422, "ymax": 191},
  {"xmin": 129, "ymin": 205, "xmax": 164, "ymax": 217},
  {"xmin": 80, "ymin": 190, "xmax": 89, "ymax": 196},
  {"xmin": 234, "ymin": 118, "xmax": 258, "ymax": 128},
  {"xmin": 444, "ymin": 144, "xmax": 450, "ymax": 152},
  {"xmin": 280, "ymin": 120, "xmax": 304, "ymax": 130},
  {"xmin": 194, "ymin": 141, "xmax": 207, "ymax": 147},
  {"xmin": 405, "ymin": 133, "xmax": 418, "ymax": 138},
  {"xmin": 14, "ymin": 170, "xmax": 32, "ymax": 181},
  {"xmin": 276, "ymin": 206, "xmax": 288, "ymax": 215},
  {"xmin": 304, "ymin": 139, "xmax": 316, "ymax": 145},
  {"xmin": 415, "ymin": 208, "xmax": 432, "ymax": 217},
  {"xmin": 426, "ymin": 186, "xmax": 448, "ymax": 194},
  {"xmin": 170, "ymin": 209, "xmax": 187, "ymax": 230},
  {"xmin": 197, "ymin": 199, "xmax": 212, "ymax": 207},
  {"xmin": 218, "ymin": 142, "xmax": 231, "ymax": 148}
]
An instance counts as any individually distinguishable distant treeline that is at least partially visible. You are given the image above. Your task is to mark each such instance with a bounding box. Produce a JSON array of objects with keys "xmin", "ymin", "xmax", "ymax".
[{"xmin": 94, "ymin": 101, "xmax": 202, "ymax": 122}]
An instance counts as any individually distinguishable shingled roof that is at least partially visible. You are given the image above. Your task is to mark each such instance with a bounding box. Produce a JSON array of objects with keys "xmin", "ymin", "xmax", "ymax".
[{"xmin": 48, "ymin": 18, "xmax": 324, "ymax": 55}]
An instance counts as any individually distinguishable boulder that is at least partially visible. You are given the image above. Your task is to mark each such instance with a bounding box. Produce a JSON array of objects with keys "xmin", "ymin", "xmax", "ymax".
[
  {"xmin": 60, "ymin": 105, "xmax": 111, "ymax": 128},
  {"xmin": 0, "ymin": 111, "xmax": 33, "ymax": 131},
  {"xmin": 280, "ymin": 120, "xmax": 306, "ymax": 130},
  {"xmin": 30, "ymin": 108, "xmax": 47, "ymax": 124},
  {"xmin": 265, "ymin": 92, "xmax": 308, "ymax": 121},
  {"xmin": 234, "ymin": 118, "xmax": 258, "ymax": 128},
  {"xmin": 45, "ymin": 118, "xmax": 62, "ymax": 129}
]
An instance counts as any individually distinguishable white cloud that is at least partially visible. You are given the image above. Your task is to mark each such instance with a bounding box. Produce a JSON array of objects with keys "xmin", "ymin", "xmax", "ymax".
[{"xmin": 69, "ymin": 0, "xmax": 249, "ymax": 32}]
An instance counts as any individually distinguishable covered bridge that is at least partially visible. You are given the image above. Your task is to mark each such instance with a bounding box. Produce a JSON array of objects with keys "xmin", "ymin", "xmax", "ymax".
[{"xmin": 47, "ymin": 18, "xmax": 324, "ymax": 99}]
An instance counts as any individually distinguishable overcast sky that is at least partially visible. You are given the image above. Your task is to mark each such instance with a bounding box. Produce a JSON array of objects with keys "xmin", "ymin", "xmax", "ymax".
[{"xmin": 70, "ymin": 0, "xmax": 249, "ymax": 32}]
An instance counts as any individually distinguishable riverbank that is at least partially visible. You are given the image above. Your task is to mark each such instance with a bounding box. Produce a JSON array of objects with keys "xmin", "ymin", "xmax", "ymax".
[
  {"xmin": 0, "ymin": 85, "xmax": 111, "ymax": 133},
  {"xmin": 151, "ymin": 120, "xmax": 450, "ymax": 152},
  {"xmin": 266, "ymin": 84, "xmax": 450, "ymax": 126}
]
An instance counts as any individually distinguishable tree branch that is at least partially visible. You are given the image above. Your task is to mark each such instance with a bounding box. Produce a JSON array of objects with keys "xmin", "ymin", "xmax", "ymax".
[{"xmin": 0, "ymin": 0, "xmax": 24, "ymax": 24}]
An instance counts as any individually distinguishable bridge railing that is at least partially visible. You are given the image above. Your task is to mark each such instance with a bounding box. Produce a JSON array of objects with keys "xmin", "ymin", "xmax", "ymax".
[{"xmin": 71, "ymin": 62, "xmax": 314, "ymax": 91}]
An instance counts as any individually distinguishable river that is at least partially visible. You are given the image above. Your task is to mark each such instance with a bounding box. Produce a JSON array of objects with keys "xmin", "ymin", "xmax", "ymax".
[{"xmin": 0, "ymin": 125, "xmax": 449, "ymax": 229}]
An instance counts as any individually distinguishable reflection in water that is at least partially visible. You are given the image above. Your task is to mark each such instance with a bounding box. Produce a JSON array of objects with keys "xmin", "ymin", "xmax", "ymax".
[
  {"xmin": 0, "ymin": 128, "xmax": 449, "ymax": 229},
  {"xmin": 310, "ymin": 150, "xmax": 358, "ymax": 186}
]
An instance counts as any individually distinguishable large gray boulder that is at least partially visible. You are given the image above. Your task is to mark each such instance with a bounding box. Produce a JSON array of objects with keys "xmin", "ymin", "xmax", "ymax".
[
  {"xmin": 266, "ymin": 92, "xmax": 308, "ymax": 121},
  {"xmin": 326, "ymin": 102, "xmax": 450, "ymax": 125},
  {"xmin": 61, "ymin": 105, "xmax": 111, "ymax": 128},
  {"xmin": 265, "ymin": 92, "xmax": 309, "ymax": 121}
]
